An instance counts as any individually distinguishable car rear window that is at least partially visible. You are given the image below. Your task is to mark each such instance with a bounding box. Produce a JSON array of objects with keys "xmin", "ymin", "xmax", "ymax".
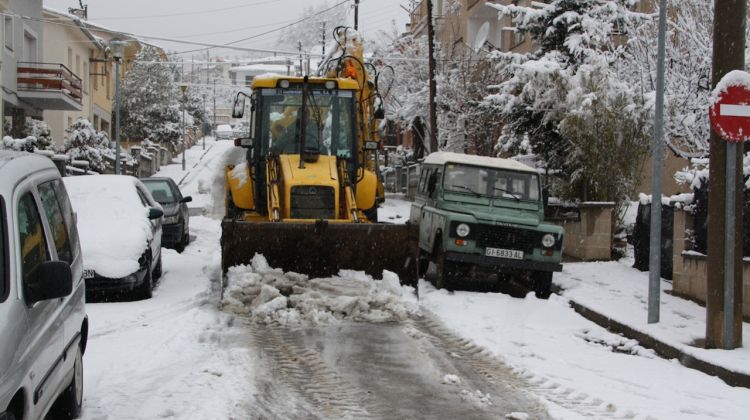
[{"xmin": 143, "ymin": 180, "xmax": 176, "ymax": 204}]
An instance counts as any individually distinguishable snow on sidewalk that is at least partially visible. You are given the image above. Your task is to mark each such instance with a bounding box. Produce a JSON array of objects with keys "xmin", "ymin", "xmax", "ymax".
[
  {"xmin": 420, "ymin": 279, "xmax": 750, "ymax": 419},
  {"xmin": 557, "ymin": 255, "xmax": 750, "ymax": 377},
  {"xmin": 153, "ymin": 137, "xmax": 237, "ymax": 213}
]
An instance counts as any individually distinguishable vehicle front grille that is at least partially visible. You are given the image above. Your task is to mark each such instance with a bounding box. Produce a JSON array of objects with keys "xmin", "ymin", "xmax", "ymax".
[
  {"xmin": 474, "ymin": 225, "xmax": 538, "ymax": 253},
  {"xmin": 290, "ymin": 186, "xmax": 335, "ymax": 219}
]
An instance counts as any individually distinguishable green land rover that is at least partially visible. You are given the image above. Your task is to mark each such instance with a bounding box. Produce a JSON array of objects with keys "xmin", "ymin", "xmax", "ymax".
[{"xmin": 410, "ymin": 152, "xmax": 564, "ymax": 298}]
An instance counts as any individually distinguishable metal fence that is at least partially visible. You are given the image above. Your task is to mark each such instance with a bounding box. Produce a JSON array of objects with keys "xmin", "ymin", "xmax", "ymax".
[{"xmin": 383, "ymin": 164, "xmax": 421, "ymax": 198}]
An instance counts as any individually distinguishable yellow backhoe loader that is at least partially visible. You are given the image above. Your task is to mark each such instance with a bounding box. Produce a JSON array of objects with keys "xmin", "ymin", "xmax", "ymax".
[{"xmin": 221, "ymin": 27, "xmax": 417, "ymax": 281}]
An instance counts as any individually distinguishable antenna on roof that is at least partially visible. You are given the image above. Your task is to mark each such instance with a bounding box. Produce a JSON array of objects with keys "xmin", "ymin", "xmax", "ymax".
[{"xmin": 68, "ymin": 1, "xmax": 88, "ymax": 20}]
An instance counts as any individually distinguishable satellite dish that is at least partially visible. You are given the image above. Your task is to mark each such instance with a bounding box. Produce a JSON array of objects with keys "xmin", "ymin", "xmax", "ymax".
[{"xmin": 472, "ymin": 22, "xmax": 490, "ymax": 52}]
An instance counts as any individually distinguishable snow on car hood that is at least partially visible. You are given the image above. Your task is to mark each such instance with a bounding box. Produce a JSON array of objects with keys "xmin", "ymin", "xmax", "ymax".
[
  {"xmin": 223, "ymin": 254, "xmax": 420, "ymax": 325},
  {"xmin": 64, "ymin": 176, "xmax": 154, "ymax": 279}
]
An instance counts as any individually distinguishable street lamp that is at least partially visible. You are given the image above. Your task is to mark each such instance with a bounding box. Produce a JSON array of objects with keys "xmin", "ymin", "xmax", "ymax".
[
  {"xmin": 110, "ymin": 40, "xmax": 125, "ymax": 175},
  {"xmin": 202, "ymin": 92, "xmax": 207, "ymax": 150},
  {"xmin": 179, "ymin": 83, "xmax": 188, "ymax": 171}
]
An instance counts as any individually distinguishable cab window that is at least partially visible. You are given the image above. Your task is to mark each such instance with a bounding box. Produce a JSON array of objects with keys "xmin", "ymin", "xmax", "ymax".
[
  {"xmin": 17, "ymin": 192, "xmax": 50, "ymax": 286},
  {"xmin": 38, "ymin": 180, "xmax": 76, "ymax": 263}
]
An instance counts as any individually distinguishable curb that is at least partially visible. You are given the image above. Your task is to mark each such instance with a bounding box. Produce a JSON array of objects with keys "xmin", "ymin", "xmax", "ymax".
[
  {"xmin": 178, "ymin": 143, "xmax": 215, "ymax": 187},
  {"xmin": 569, "ymin": 301, "xmax": 750, "ymax": 389}
]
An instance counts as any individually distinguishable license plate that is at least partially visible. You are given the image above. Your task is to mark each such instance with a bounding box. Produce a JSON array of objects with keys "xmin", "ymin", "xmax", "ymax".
[
  {"xmin": 485, "ymin": 247, "xmax": 524, "ymax": 260},
  {"xmin": 83, "ymin": 269, "xmax": 96, "ymax": 279}
]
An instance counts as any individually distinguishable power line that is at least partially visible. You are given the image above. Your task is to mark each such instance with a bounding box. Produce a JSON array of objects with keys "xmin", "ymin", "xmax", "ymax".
[
  {"xmin": 172, "ymin": 0, "xmax": 351, "ymax": 55},
  {"xmin": 91, "ymin": 0, "xmax": 285, "ymax": 21}
]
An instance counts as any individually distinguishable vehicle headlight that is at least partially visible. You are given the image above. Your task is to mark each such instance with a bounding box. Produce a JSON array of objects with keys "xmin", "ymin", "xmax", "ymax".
[
  {"xmin": 164, "ymin": 215, "xmax": 180, "ymax": 224},
  {"xmin": 456, "ymin": 223, "xmax": 470, "ymax": 238},
  {"xmin": 542, "ymin": 233, "xmax": 556, "ymax": 248}
]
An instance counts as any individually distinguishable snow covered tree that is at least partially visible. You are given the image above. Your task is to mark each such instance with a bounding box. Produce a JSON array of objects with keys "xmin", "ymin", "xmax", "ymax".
[
  {"xmin": 23, "ymin": 119, "xmax": 54, "ymax": 151},
  {"xmin": 487, "ymin": 0, "xmax": 651, "ymax": 202},
  {"xmin": 119, "ymin": 46, "xmax": 181, "ymax": 145},
  {"xmin": 372, "ymin": 33, "xmax": 431, "ymax": 158},
  {"xmin": 437, "ymin": 52, "xmax": 503, "ymax": 156},
  {"xmin": 623, "ymin": 0, "xmax": 750, "ymax": 159},
  {"xmin": 63, "ymin": 118, "xmax": 112, "ymax": 173},
  {"xmin": 276, "ymin": 1, "xmax": 350, "ymax": 51}
]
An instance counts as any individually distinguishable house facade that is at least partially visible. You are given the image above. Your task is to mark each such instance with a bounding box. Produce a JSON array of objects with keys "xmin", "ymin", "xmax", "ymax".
[
  {"xmin": 42, "ymin": 8, "xmax": 112, "ymax": 149},
  {"xmin": 3, "ymin": 0, "xmax": 84, "ymax": 139}
]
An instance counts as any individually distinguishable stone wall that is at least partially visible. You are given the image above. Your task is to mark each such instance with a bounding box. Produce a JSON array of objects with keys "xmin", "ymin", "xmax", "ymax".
[
  {"xmin": 672, "ymin": 208, "xmax": 750, "ymax": 317},
  {"xmin": 550, "ymin": 202, "xmax": 614, "ymax": 261}
]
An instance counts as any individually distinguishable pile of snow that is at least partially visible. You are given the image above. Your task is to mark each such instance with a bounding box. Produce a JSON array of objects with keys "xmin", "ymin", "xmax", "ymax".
[{"xmin": 222, "ymin": 254, "xmax": 418, "ymax": 325}]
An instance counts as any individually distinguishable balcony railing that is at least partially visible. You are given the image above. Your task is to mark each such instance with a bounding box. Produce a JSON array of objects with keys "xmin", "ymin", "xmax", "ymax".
[{"xmin": 17, "ymin": 62, "xmax": 83, "ymax": 105}]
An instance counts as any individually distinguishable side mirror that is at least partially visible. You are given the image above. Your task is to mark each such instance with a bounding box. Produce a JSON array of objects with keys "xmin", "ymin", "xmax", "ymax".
[
  {"xmin": 25, "ymin": 260, "xmax": 72, "ymax": 304},
  {"xmin": 232, "ymin": 94, "xmax": 246, "ymax": 118},
  {"xmin": 180, "ymin": 196, "xmax": 193, "ymax": 203},
  {"xmin": 148, "ymin": 207, "xmax": 164, "ymax": 219}
]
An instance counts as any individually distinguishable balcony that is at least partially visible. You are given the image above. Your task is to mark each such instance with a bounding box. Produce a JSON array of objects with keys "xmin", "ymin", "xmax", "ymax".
[{"xmin": 17, "ymin": 62, "xmax": 83, "ymax": 111}]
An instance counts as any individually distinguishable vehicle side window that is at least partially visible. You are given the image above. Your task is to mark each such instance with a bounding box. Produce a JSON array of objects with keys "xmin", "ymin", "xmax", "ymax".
[
  {"xmin": 418, "ymin": 168, "xmax": 429, "ymax": 195},
  {"xmin": 136, "ymin": 188, "xmax": 150, "ymax": 207},
  {"xmin": 17, "ymin": 192, "xmax": 50, "ymax": 285},
  {"xmin": 0, "ymin": 197, "xmax": 6, "ymax": 301},
  {"xmin": 38, "ymin": 180, "xmax": 76, "ymax": 263}
]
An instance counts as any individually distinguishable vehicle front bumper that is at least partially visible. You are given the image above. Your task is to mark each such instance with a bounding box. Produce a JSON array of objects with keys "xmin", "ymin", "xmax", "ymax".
[
  {"xmin": 162, "ymin": 222, "xmax": 184, "ymax": 246},
  {"xmin": 85, "ymin": 268, "xmax": 148, "ymax": 293},
  {"xmin": 445, "ymin": 251, "xmax": 563, "ymax": 272}
]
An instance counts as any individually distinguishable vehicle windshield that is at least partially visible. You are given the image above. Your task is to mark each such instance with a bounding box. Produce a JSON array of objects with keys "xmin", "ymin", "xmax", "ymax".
[
  {"xmin": 443, "ymin": 163, "xmax": 540, "ymax": 201},
  {"xmin": 259, "ymin": 88, "xmax": 356, "ymax": 158},
  {"xmin": 142, "ymin": 180, "xmax": 176, "ymax": 204}
]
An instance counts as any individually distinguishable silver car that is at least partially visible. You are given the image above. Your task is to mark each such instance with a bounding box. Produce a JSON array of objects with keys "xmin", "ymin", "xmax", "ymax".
[{"xmin": 0, "ymin": 151, "xmax": 87, "ymax": 420}]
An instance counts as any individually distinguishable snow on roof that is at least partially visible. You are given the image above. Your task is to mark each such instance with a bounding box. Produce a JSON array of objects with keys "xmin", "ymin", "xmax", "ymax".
[
  {"xmin": 64, "ymin": 175, "xmax": 156, "ymax": 279},
  {"xmin": 423, "ymin": 152, "xmax": 538, "ymax": 173}
]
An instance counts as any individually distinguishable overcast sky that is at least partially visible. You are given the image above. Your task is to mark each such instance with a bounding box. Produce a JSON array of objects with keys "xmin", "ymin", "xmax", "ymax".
[{"xmin": 42, "ymin": 0, "xmax": 410, "ymax": 60}]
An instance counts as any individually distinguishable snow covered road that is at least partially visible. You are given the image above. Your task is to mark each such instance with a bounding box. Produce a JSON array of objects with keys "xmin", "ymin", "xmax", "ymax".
[{"xmin": 77, "ymin": 140, "xmax": 750, "ymax": 419}]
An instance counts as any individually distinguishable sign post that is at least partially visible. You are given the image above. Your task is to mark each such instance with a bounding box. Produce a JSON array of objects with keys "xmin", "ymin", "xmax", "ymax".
[{"xmin": 708, "ymin": 71, "xmax": 750, "ymax": 349}]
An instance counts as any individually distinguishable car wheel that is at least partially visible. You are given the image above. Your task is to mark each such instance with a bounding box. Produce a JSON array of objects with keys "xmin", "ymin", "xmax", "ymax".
[
  {"xmin": 532, "ymin": 271, "xmax": 553, "ymax": 299},
  {"xmin": 135, "ymin": 255, "xmax": 153, "ymax": 300},
  {"xmin": 51, "ymin": 344, "xmax": 83, "ymax": 419},
  {"xmin": 153, "ymin": 254, "xmax": 162, "ymax": 280}
]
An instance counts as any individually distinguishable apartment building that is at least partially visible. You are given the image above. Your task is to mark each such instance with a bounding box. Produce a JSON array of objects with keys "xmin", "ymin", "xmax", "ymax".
[{"xmin": 2, "ymin": 0, "xmax": 84, "ymax": 139}]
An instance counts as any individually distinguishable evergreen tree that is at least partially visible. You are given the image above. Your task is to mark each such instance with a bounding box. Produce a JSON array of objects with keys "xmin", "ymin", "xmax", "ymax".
[
  {"xmin": 119, "ymin": 46, "xmax": 181, "ymax": 145},
  {"xmin": 487, "ymin": 0, "xmax": 651, "ymax": 202},
  {"xmin": 64, "ymin": 118, "xmax": 111, "ymax": 173}
]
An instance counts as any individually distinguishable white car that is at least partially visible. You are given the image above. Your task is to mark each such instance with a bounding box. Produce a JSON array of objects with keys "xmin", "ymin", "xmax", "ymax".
[
  {"xmin": 0, "ymin": 151, "xmax": 87, "ymax": 420},
  {"xmin": 216, "ymin": 124, "xmax": 234, "ymax": 141},
  {"xmin": 64, "ymin": 175, "xmax": 163, "ymax": 300}
]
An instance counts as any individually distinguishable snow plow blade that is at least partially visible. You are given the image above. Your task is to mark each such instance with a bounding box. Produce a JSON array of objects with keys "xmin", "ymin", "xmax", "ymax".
[{"xmin": 220, "ymin": 220, "xmax": 419, "ymax": 284}]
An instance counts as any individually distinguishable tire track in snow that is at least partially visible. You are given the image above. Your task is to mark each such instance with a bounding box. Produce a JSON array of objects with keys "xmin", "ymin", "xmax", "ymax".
[
  {"xmin": 410, "ymin": 313, "xmax": 642, "ymax": 419},
  {"xmin": 248, "ymin": 321, "xmax": 373, "ymax": 419}
]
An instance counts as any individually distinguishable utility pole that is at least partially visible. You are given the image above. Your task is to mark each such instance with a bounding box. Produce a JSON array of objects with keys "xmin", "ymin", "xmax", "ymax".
[
  {"xmin": 426, "ymin": 0, "xmax": 438, "ymax": 153},
  {"xmin": 647, "ymin": 0, "xmax": 668, "ymax": 324},
  {"xmin": 706, "ymin": 0, "xmax": 746, "ymax": 349},
  {"xmin": 322, "ymin": 22, "xmax": 326, "ymax": 56},
  {"xmin": 298, "ymin": 41, "xmax": 303, "ymax": 76},
  {"xmin": 354, "ymin": 0, "xmax": 359, "ymax": 30},
  {"xmin": 213, "ymin": 79, "xmax": 216, "ymax": 135}
]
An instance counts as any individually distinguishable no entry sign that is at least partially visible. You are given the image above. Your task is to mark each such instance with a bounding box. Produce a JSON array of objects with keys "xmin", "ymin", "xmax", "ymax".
[{"xmin": 710, "ymin": 70, "xmax": 750, "ymax": 143}]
